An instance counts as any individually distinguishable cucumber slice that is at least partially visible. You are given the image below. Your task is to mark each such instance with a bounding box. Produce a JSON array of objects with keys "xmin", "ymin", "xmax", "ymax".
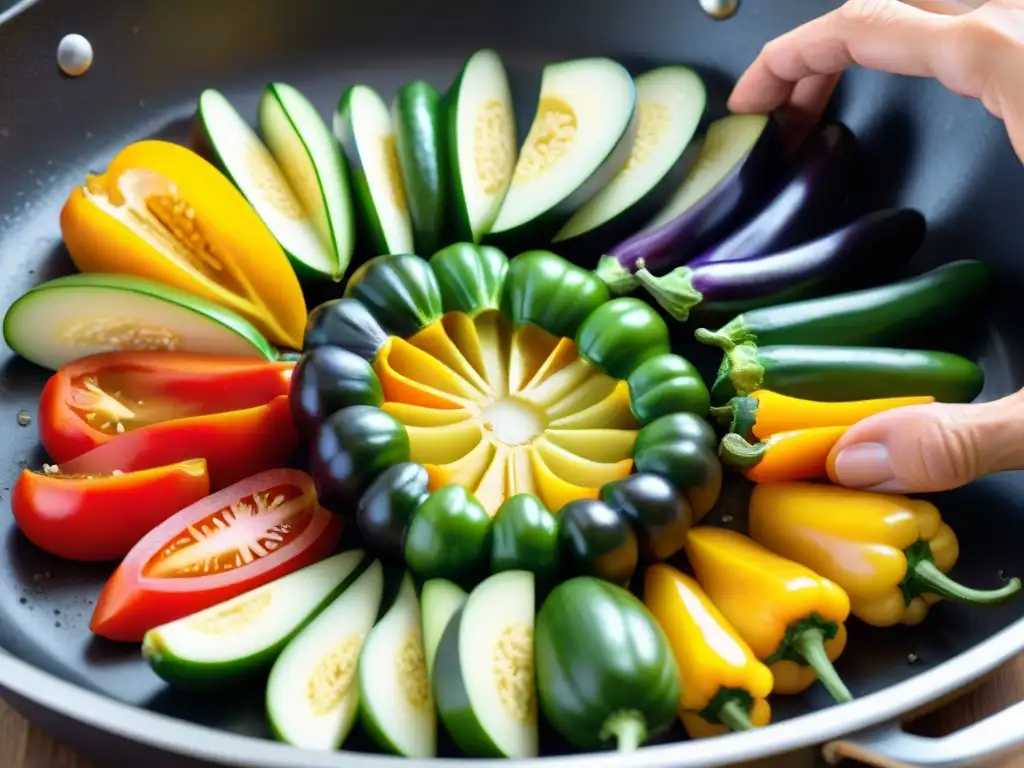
[
  {"xmin": 487, "ymin": 58, "xmax": 637, "ymax": 247},
  {"xmin": 335, "ymin": 85, "xmax": 414, "ymax": 255},
  {"xmin": 2, "ymin": 272, "xmax": 275, "ymax": 371},
  {"xmin": 195, "ymin": 89, "xmax": 339, "ymax": 281},
  {"xmin": 266, "ymin": 559, "xmax": 384, "ymax": 749},
  {"xmin": 420, "ymin": 578, "xmax": 468, "ymax": 684},
  {"xmin": 392, "ymin": 81, "xmax": 449, "ymax": 257},
  {"xmin": 553, "ymin": 66, "xmax": 706, "ymax": 244},
  {"xmin": 446, "ymin": 49, "xmax": 518, "ymax": 242},
  {"xmin": 142, "ymin": 550, "xmax": 370, "ymax": 689},
  {"xmin": 358, "ymin": 572, "xmax": 436, "ymax": 757},
  {"xmin": 433, "ymin": 570, "xmax": 538, "ymax": 758},
  {"xmin": 259, "ymin": 82, "xmax": 355, "ymax": 281}
]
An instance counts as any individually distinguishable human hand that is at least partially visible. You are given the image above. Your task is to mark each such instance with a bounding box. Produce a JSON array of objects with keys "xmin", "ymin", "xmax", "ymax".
[
  {"xmin": 727, "ymin": 0, "xmax": 1024, "ymax": 162},
  {"xmin": 729, "ymin": 0, "xmax": 1024, "ymax": 493}
]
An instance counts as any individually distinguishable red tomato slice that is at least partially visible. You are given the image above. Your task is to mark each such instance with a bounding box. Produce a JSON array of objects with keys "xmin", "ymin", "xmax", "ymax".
[
  {"xmin": 39, "ymin": 352, "xmax": 294, "ymax": 463},
  {"xmin": 90, "ymin": 468, "xmax": 342, "ymax": 642},
  {"xmin": 11, "ymin": 459, "xmax": 211, "ymax": 563}
]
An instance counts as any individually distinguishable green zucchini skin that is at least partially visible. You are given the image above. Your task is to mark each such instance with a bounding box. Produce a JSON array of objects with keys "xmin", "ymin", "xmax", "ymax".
[
  {"xmin": 711, "ymin": 344, "xmax": 986, "ymax": 403},
  {"xmin": 393, "ymin": 81, "xmax": 449, "ymax": 256},
  {"xmin": 429, "ymin": 242, "xmax": 509, "ymax": 316},
  {"xmin": 534, "ymin": 577, "xmax": 680, "ymax": 751},
  {"xmin": 697, "ymin": 259, "xmax": 992, "ymax": 351}
]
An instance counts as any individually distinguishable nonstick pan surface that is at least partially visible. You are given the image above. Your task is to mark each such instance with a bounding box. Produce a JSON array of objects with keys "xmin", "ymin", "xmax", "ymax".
[{"xmin": 3, "ymin": 0, "xmax": 1024, "ymax": 766}]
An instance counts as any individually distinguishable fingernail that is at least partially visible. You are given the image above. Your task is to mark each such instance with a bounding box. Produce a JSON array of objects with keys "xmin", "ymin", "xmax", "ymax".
[{"xmin": 832, "ymin": 443, "xmax": 894, "ymax": 489}]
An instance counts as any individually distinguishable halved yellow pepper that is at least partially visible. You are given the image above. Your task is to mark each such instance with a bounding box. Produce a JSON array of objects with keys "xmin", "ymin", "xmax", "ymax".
[
  {"xmin": 528, "ymin": 447, "xmax": 601, "ymax": 512},
  {"xmin": 520, "ymin": 337, "xmax": 578, "ymax": 393},
  {"xmin": 544, "ymin": 428, "xmax": 638, "ymax": 464},
  {"xmin": 375, "ymin": 337, "xmax": 484, "ymax": 409},
  {"xmin": 518, "ymin": 358, "xmax": 598, "ymax": 408},
  {"xmin": 549, "ymin": 380, "xmax": 640, "ymax": 430},
  {"xmin": 60, "ymin": 140, "xmax": 307, "ymax": 349},
  {"xmin": 534, "ymin": 437, "xmax": 633, "ymax": 488},
  {"xmin": 507, "ymin": 324, "xmax": 561, "ymax": 392},
  {"xmin": 381, "ymin": 402, "xmax": 473, "ymax": 427},
  {"xmin": 405, "ymin": 420, "xmax": 483, "ymax": 465},
  {"xmin": 409, "ymin": 319, "xmax": 494, "ymax": 397},
  {"xmin": 424, "ymin": 439, "xmax": 495, "ymax": 495}
]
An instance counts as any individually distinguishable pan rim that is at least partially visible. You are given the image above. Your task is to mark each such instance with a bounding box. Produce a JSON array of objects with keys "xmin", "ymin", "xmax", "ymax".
[{"xmin": 2, "ymin": 613, "xmax": 1023, "ymax": 766}]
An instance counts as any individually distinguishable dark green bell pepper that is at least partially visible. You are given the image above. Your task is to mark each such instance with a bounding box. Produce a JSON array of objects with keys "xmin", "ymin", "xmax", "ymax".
[
  {"xmin": 575, "ymin": 298, "xmax": 670, "ymax": 381},
  {"xmin": 310, "ymin": 405, "xmax": 410, "ymax": 511},
  {"xmin": 344, "ymin": 253, "xmax": 443, "ymax": 338},
  {"xmin": 501, "ymin": 250, "xmax": 609, "ymax": 339},
  {"xmin": 633, "ymin": 412, "xmax": 722, "ymax": 523},
  {"xmin": 556, "ymin": 499, "xmax": 638, "ymax": 586},
  {"xmin": 490, "ymin": 493, "xmax": 559, "ymax": 583},
  {"xmin": 404, "ymin": 484, "xmax": 492, "ymax": 583},
  {"xmin": 355, "ymin": 462, "xmax": 430, "ymax": 559},
  {"xmin": 302, "ymin": 297, "xmax": 389, "ymax": 361},
  {"xmin": 290, "ymin": 346, "xmax": 383, "ymax": 441},
  {"xmin": 429, "ymin": 242, "xmax": 509, "ymax": 317},
  {"xmin": 600, "ymin": 473, "xmax": 692, "ymax": 562},
  {"xmin": 627, "ymin": 353, "xmax": 710, "ymax": 423}
]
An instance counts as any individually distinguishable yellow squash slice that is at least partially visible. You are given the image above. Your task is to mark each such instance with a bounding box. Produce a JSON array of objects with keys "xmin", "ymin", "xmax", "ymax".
[
  {"xmin": 507, "ymin": 324, "xmax": 561, "ymax": 393},
  {"xmin": 424, "ymin": 439, "xmax": 496, "ymax": 495},
  {"xmin": 544, "ymin": 428, "xmax": 638, "ymax": 464},
  {"xmin": 518, "ymin": 358, "xmax": 598, "ymax": 409},
  {"xmin": 382, "ymin": 402, "xmax": 474, "ymax": 428},
  {"xmin": 546, "ymin": 375, "xmax": 618, "ymax": 421},
  {"xmin": 375, "ymin": 337, "xmax": 483, "ymax": 409},
  {"xmin": 406, "ymin": 420, "xmax": 484, "ymax": 465},
  {"xmin": 534, "ymin": 437, "xmax": 633, "ymax": 488},
  {"xmin": 409, "ymin": 319, "xmax": 494, "ymax": 397},
  {"xmin": 549, "ymin": 380, "xmax": 640, "ymax": 430},
  {"xmin": 528, "ymin": 447, "xmax": 601, "ymax": 512}
]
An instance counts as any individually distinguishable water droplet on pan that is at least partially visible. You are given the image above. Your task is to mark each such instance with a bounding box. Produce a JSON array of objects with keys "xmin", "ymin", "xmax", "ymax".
[{"xmin": 57, "ymin": 33, "xmax": 94, "ymax": 78}]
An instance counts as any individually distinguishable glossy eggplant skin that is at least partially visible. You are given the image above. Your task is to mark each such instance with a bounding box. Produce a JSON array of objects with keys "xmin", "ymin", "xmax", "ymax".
[{"xmin": 691, "ymin": 121, "xmax": 857, "ymax": 266}]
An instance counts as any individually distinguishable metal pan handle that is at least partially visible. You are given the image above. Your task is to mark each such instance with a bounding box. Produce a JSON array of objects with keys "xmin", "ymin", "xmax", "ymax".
[{"xmin": 823, "ymin": 700, "xmax": 1024, "ymax": 767}]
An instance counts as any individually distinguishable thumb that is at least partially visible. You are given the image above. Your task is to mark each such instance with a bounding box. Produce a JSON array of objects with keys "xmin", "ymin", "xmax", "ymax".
[{"xmin": 826, "ymin": 391, "xmax": 1024, "ymax": 493}]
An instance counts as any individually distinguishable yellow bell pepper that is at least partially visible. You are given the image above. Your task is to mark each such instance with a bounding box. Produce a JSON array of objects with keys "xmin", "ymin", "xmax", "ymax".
[
  {"xmin": 749, "ymin": 482, "xmax": 1022, "ymax": 628},
  {"xmin": 644, "ymin": 564, "xmax": 773, "ymax": 739},
  {"xmin": 60, "ymin": 140, "xmax": 307, "ymax": 350},
  {"xmin": 684, "ymin": 526, "xmax": 853, "ymax": 703}
]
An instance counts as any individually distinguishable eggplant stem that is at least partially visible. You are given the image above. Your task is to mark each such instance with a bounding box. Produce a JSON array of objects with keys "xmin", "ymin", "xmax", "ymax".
[
  {"xmin": 632, "ymin": 267, "xmax": 702, "ymax": 321},
  {"xmin": 910, "ymin": 560, "xmax": 1023, "ymax": 606},
  {"xmin": 718, "ymin": 432, "xmax": 767, "ymax": 470},
  {"xmin": 694, "ymin": 328, "xmax": 736, "ymax": 351},
  {"xmin": 595, "ymin": 255, "xmax": 641, "ymax": 295},
  {"xmin": 793, "ymin": 627, "xmax": 853, "ymax": 704}
]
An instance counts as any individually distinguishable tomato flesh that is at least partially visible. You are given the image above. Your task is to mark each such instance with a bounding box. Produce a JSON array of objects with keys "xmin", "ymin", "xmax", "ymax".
[
  {"xmin": 90, "ymin": 469, "xmax": 342, "ymax": 642},
  {"xmin": 10, "ymin": 460, "xmax": 211, "ymax": 562}
]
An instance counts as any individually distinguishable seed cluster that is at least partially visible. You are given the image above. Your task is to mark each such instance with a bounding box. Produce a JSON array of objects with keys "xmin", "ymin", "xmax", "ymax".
[
  {"xmin": 512, "ymin": 97, "xmax": 578, "ymax": 184},
  {"xmin": 307, "ymin": 633, "xmax": 365, "ymax": 716},
  {"xmin": 61, "ymin": 317, "xmax": 182, "ymax": 352},
  {"xmin": 244, "ymin": 141, "xmax": 306, "ymax": 220},
  {"xmin": 621, "ymin": 101, "xmax": 671, "ymax": 175},
  {"xmin": 493, "ymin": 622, "xmax": 536, "ymax": 724},
  {"xmin": 188, "ymin": 590, "xmax": 274, "ymax": 635},
  {"xmin": 145, "ymin": 193, "xmax": 225, "ymax": 281},
  {"xmin": 473, "ymin": 99, "xmax": 516, "ymax": 195},
  {"xmin": 397, "ymin": 626, "xmax": 431, "ymax": 710}
]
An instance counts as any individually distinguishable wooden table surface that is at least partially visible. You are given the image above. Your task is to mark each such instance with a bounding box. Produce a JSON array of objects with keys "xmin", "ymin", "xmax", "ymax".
[{"xmin": 2, "ymin": 657, "xmax": 1024, "ymax": 768}]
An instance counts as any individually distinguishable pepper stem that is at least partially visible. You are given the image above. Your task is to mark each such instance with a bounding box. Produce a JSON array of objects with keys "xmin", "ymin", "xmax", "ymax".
[
  {"xmin": 595, "ymin": 255, "xmax": 641, "ymax": 295},
  {"xmin": 719, "ymin": 432, "xmax": 767, "ymax": 471},
  {"xmin": 909, "ymin": 560, "xmax": 1023, "ymax": 606},
  {"xmin": 716, "ymin": 699, "xmax": 755, "ymax": 732},
  {"xmin": 632, "ymin": 267, "xmax": 702, "ymax": 321},
  {"xmin": 708, "ymin": 404, "xmax": 736, "ymax": 428},
  {"xmin": 694, "ymin": 327, "xmax": 736, "ymax": 351},
  {"xmin": 600, "ymin": 711, "xmax": 647, "ymax": 753},
  {"xmin": 792, "ymin": 627, "xmax": 853, "ymax": 704}
]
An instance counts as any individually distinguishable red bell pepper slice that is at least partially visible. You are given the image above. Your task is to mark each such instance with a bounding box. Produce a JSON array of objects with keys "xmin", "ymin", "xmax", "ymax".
[
  {"xmin": 39, "ymin": 352, "xmax": 295, "ymax": 463},
  {"xmin": 11, "ymin": 460, "xmax": 211, "ymax": 562},
  {"xmin": 56, "ymin": 394, "xmax": 298, "ymax": 492},
  {"xmin": 90, "ymin": 468, "xmax": 342, "ymax": 642}
]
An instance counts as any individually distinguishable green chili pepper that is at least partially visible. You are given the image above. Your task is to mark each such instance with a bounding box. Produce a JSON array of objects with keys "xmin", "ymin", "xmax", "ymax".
[
  {"xmin": 557, "ymin": 499, "xmax": 638, "ymax": 586},
  {"xmin": 600, "ymin": 473, "xmax": 692, "ymax": 562},
  {"xmin": 575, "ymin": 298, "xmax": 670, "ymax": 381},
  {"xmin": 710, "ymin": 344, "xmax": 986, "ymax": 404},
  {"xmin": 695, "ymin": 260, "xmax": 991, "ymax": 353},
  {"xmin": 355, "ymin": 462, "xmax": 430, "ymax": 559},
  {"xmin": 429, "ymin": 242, "xmax": 509, "ymax": 316},
  {"xmin": 501, "ymin": 250, "xmax": 610, "ymax": 339},
  {"xmin": 490, "ymin": 493, "xmax": 559, "ymax": 583},
  {"xmin": 344, "ymin": 253, "xmax": 443, "ymax": 337},
  {"xmin": 404, "ymin": 484, "xmax": 492, "ymax": 584},
  {"xmin": 627, "ymin": 353, "xmax": 710, "ymax": 424},
  {"xmin": 633, "ymin": 413, "xmax": 722, "ymax": 523}
]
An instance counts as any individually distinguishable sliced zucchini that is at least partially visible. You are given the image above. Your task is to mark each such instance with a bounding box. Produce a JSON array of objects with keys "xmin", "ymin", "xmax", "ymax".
[
  {"xmin": 393, "ymin": 81, "xmax": 448, "ymax": 256},
  {"xmin": 433, "ymin": 570, "xmax": 538, "ymax": 758},
  {"xmin": 420, "ymin": 578, "xmax": 468, "ymax": 684},
  {"xmin": 446, "ymin": 49, "xmax": 518, "ymax": 242},
  {"xmin": 142, "ymin": 550, "xmax": 370, "ymax": 689},
  {"xmin": 553, "ymin": 66, "xmax": 706, "ymax": 244},
  {"xmin": 266, "ymin": 559, "xmax": 384, "ymax": 750},
  {"xmin": 258, "ymin": 82, "xmax": 355, "ymax": 281},
  {"xmin": 334, "ymin": 85, "xmax": 414, "ymax": 255},
  {"xmin": 487, "ymin": 58, "xmax": 637, "ymax": 247},
  {"xmin": 358, "ymin": 572, "xmax": 436, "ymax": 757},
  {"xmin": 2, "ymin": 273, "xmax": 275, "ymax": 371},
  {"xmin": 195, "ymin": 89, "xmax": 338, "ymax": 280},
  {"xmin": 643, "ymin": 112, "xmax": 772, "ymax": 231}
]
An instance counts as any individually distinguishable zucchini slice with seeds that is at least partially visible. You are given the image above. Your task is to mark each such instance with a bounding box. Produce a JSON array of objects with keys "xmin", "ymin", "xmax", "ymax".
[
  {"xmin": 487, "ymin": 58, "xmax": 637, "ymax": 248},
  {"xmin": 358, "ymin": 572, "xmax": 436, "ymax": 757},
  {"xmin": 335, "ymin": 85, "xmax": 415, "ymax": 255},
  {"xmin": 258, "ymin": 82, "xmax": 355, "ymax": 281},
  {"xmin": 2, "ymin": 272, "xmax": 276, "ymax": 370},
  {"xmin": 142, "ymin": 550, "xmax": 370, "ymax": 689},
  {"xmin": 266, "ymin": 559, "xmax": 385, "ymax": 749},
  {"xmin": 447, "ymin": 49, "xmax": 518, "ymax": 243}
]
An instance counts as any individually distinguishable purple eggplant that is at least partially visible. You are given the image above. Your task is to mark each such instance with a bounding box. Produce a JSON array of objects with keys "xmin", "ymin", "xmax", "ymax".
[
  {"xmin": 691, "ymin": 121, "xmax": 857, "ymax": 265},
  {"xmin": 594, "ymin": 113, "xmax": 784, "ymax": 293},
  {"xmin": 628, "ymin": 208, "xmax": 927, "ymax": 321}
]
